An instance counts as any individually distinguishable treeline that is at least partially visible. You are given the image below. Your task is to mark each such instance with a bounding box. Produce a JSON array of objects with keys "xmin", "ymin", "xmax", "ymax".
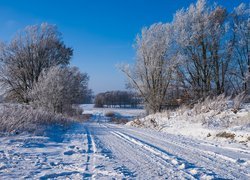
[
  {"xmin": 121, "ymin": 0, "xmax": 250, "ymax": 114},
  {"xmin": 0, "ymin": 23, "xmax": 92, "ymax": 116},
  {"xmin": 94, "ymin": 91, "xmax": 140, "ymax": 108}
]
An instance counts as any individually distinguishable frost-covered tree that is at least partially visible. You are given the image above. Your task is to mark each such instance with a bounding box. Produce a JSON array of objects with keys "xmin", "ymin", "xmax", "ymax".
[
  {"xmin": 121, "ymin": 0, "xmax": 250, "ymax": 112},
  {"xmin": 231, "ymin": 3, "xmax": 250, "ymax": 93},
  {"xmin": 29, "ymin": 66, "xmax": 90, "ymax": 115},
  {"xmin": 173, "ymin": 0, "xmax": 231, "ymax": 97},
  {"xmin": 121, "ymin": 23, "xmax": 178, "ymax": 114},
  {"xmin": 0, "ymin": 23, "xmax": 73, "ymax": 103}
]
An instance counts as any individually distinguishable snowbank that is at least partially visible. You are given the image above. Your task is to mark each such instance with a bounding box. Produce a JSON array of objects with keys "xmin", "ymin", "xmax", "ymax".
[{"xmin": 127, "ymin": 96, "xmax": 250, "ymax": 146}]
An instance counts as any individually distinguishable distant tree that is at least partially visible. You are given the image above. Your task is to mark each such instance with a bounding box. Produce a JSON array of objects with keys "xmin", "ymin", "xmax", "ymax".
[
  {"xmin": 94, "ymin": 93, "xmax": 105, "ymax": 108},
  {"xmin": 0, "ymin": 23, "xmax": 73, "ymax": 103},
  {"xmin": 29, "ymin": 66, "xmax": 90, "ymax": 115},
  {"xmin": 82, "ymin": 89, "xmax": 94, "ymax": 104},
  {"xmin": 94, "ymin": 91, "xmax": 140, "ymax": 108}
]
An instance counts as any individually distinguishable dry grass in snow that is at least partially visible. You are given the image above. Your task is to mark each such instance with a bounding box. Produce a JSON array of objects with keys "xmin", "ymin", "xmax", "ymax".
[
  {"xmin": 0, "ymin": 103, "xmax": 73, "ymax": 135},
  {"xmin": 127, "ymin": 95, "xmax": 250, "ymax": 145}
]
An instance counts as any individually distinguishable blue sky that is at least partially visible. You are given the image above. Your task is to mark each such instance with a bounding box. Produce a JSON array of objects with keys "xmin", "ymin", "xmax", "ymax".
[{"xmin": 0, "ymin": 0, "xmax": 248, "ymax": 94}]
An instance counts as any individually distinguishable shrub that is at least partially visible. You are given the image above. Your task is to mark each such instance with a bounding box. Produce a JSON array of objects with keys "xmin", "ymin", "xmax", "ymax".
[
  {"xmin": 216, "ymin": 132, "xmax": 236, "ymax": 139},
  {"xmin": 232, "ymin": 92, "xmax": 246, "ymax": 114},
  {"xmin": 105, "ymin": 111, "xmax": 116, "ymax": 117},
  {"xmin": 110, "ymin": 117, "xmax": 129, "ymax": 124},
  {"xmin": 127, "ymin": 118, "xmax": 144, "ymax": 127},
  {"xmin": 192, "ymin": 94, "xmax": 230, "ymax": 116}
]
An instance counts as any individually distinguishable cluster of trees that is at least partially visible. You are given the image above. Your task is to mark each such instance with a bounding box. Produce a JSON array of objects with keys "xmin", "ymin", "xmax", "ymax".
[
  {"xmin": 94, "ymin": 91, "xmax": 140, "ymax": 108},
  {"xmin": 121, "ymin": 0, "xmax": 249, "ymax": 114},
  {"xmin": 0, "ymin": 23, "xmax": 92, "ymax": 115}
]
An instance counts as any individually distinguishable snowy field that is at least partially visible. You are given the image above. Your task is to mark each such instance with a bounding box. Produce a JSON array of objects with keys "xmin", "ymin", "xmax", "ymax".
[
  {"xmin": 81, "ymin": 104, "xmax": 145, "ymax": 121},
  {"xmin": 0, "ymin": 105, "xmax": 250, "ymax": 179}
]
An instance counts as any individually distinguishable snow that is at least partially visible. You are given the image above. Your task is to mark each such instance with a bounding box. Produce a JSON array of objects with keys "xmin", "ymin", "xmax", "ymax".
[
  {"xmin": 81, "ymin": 104, "xmax": 145, "ymax": 121},
  {"xmin": 0, "ymin": 105, "xmax": 249, "ymax": 179},
  {"xmin": 127, "ymin": 101, "xmax": 250, "ymax": 147}
]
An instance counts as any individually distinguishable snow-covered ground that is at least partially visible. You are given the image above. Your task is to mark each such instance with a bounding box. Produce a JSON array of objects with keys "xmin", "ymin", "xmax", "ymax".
[
  {"xmin": 128, "ymin": 100, "xmax": 250, "ymax": 147},
  {"xmin": 81, "ymin": 104, "xmax": 145, "ymax": 120},
  {"xmin": 0, "ymin": 104, "xmax": 249, "ymax": 179}
]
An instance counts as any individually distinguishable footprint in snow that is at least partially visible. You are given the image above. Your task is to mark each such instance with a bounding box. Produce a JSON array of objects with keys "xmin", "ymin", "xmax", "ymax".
[
  {"xmin": 114, "ymin": 165, "xmax": 137, "ymax": 177},
  {"xmin": 236, "ymin": 158, "xmax": 248, "ymax": 165},
  {"xmin": 69, "ymin": 145, "xmax": 75, "ymax": 149},
  {"xmin": 63, "ymin": 150, "xmax": 76, "ymax": 156},
  {"xmin": 49, "ymin": 162, "xmax": 59, "ymax": 166},
  {"xmin": 78, "ymin": 149, "xmax": 86, "ymax": 153}
]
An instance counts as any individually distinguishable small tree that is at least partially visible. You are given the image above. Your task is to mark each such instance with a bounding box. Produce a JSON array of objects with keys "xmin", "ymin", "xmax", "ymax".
[{"xmin": 29, "ymin": 66, "xmax": 90, "ymax": 115}]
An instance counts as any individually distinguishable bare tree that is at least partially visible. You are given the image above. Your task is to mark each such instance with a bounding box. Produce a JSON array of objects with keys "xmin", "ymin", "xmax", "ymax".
[
  {"xmin": 121, "ymin": 23, "xmax": 178, "ymax": 114},
  {"xmin": 0, "ymin": 23, "xmax": 73, "ymax": 103}
]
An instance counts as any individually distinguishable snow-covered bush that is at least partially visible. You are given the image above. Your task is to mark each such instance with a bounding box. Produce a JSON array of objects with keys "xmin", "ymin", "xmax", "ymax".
[
  {"xmin": 192, "ymin": 95, "xmax": 230, "ymax": 116},
  {"xmin": 29, "ymin": 66, "xmax": 89, "ymax": 116},
  {"xmin": 0, "ymin": 104, "xmax": 72, "ymax": 135}
]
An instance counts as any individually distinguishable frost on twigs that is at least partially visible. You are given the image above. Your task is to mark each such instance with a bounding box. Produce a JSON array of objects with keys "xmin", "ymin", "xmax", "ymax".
[
  {"xmin": 29, "ymin": 66, "xmax": 89, "ymax": 117},
  {"xmin": 232, "ymin": 92, "xmax": 246, "ymax": 114},
  {"xmin": 129, "ymin": 94, "xmax": 249, "ymax": 130},
  {"xmin": 0, "ymin": 103, "xmax": 72, "ymax": 135},
  {"xmin": 0, "ymin": 23, "xmax": 73, "ymax": 103}
]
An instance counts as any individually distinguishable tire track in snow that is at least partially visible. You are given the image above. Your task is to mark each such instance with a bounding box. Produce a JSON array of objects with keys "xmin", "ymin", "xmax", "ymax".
[
  {"xmin": 89, "ymin": 123, "xmax": 195, "ymax": 178},
  {"xmin": 100, "ymin": 123, "xmax": 206, "ymax": 178},
  {"xmin": 83, "ymin": 127, "xmax": 97, "ymax": 178},
  {"xmin": 116, "ymin": 126, "xmax": 250, "ymax": 179},
  {"xmin": 101, "ymin": 132, "xmax": 181, "ymax": 178},
  {"xmin": 86, "ymin": 124, "xmax": 137, "ymax": 179},
  {"xmin": 111, "ymin": 130, "xmax": 219, "ymax": 179}
]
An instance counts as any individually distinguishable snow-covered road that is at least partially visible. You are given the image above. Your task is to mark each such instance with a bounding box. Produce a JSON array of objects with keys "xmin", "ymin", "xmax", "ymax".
[{"xmin": 0, "ymin": 122, "xmax": 249, "ymax": 179}]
